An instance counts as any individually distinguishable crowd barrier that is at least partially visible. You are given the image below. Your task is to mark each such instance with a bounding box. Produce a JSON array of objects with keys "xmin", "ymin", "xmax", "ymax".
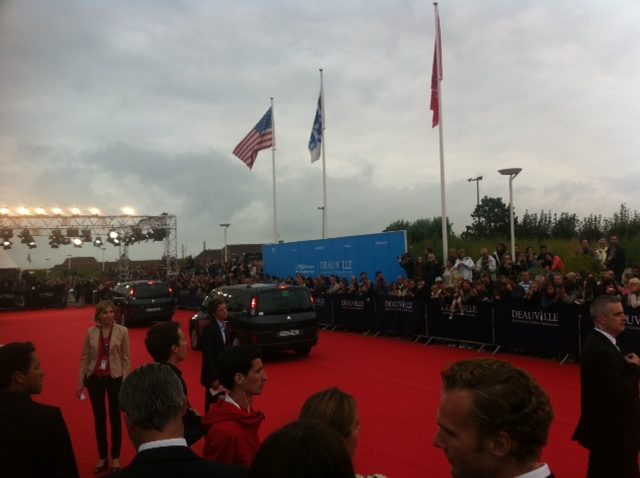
[{"xmin": 314, "ymin": 295, "xmax": 640, "ymax": 359}]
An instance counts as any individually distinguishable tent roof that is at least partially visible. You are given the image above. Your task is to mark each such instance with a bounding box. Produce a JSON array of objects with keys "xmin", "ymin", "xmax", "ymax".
[{"xmin": 0, "ymin": 249, "xmax": 20, "ymax": 269}]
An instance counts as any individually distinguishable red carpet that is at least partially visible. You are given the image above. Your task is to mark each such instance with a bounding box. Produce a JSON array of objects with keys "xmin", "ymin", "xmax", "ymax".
[{"xmin": 0, "ymin": 308, "xmax": 587, "ymax": 477}]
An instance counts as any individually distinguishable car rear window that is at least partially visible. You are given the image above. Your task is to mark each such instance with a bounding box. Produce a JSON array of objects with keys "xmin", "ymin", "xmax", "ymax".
[
  {"xmin": 132, "ymin": 283, "xmax": 171, "ymax": 299},
  {"xmin": 258, "ymin": 289, "xmax": 312, "ymax": 314}
]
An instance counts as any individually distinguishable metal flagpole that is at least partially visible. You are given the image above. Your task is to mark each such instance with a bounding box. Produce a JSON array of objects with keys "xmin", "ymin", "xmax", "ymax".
[
  {"xmin": 319, "ymin": 69, "xmax": 328, "ymax": 238},
  {"xmin": 434, "ymin": 2, "xmax": 448, "ymax": 262},
  {"xmin": 271, "ymin": 97, "xmax": 278, "ymax": 243}
]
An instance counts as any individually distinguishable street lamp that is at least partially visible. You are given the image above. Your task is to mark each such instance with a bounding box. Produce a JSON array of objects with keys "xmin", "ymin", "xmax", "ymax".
[
  {"xmin": 219, "ymin": 223, "xmax": 231, "ymax": 264},
  {"xmin": 467, "ymin": 176, "xmax": 483, "ymax": 208},
  {"xmin": 498, "ymin": 168, "xmax": 522, "ymax": 260},
  {"xmin": 317, "ymin": 206, "xmax": 325, "ymax": 239}
]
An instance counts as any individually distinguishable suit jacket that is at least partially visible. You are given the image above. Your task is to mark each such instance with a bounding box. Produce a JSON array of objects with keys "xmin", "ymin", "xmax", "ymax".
[
  {"xmin": 79, "ymin": 323, "xmax": 131, "ymax": 385},
  {"xmin": 200, "ymin": 319, "xmax": 227, "ymax": 388},
  {"xmin": 109, "ymin": 445, "xmax": 245, "ymax": 478},
  {"xmin": 0, "ymin": 391, "xmax": 79, "ymax": 478},
  {"xmin": 573, "ymin": 330, "xmax": 640, "ymax": 452}
]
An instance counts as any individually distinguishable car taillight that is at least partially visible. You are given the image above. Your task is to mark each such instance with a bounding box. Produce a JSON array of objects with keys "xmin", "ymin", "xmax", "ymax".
[
  {"xmin": 250, "ymin": 296, "xmax": 258, "ymax": 316},
  {"xmin": 310, "ymin": 295, "xmax": 315, "ymax": 305},
  {"xmin": 128, "ymin": 288, "xmax": 136, "ymax": 298}
]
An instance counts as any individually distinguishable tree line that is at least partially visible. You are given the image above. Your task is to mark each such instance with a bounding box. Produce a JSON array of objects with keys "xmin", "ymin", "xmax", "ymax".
[{"xmin": 384, "ymin": 200, "xmax": 640, "ymax": 242}]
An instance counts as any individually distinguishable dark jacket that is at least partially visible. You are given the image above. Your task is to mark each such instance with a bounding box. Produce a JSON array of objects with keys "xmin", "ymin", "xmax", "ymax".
[{"xmin": 0, "ymin": 391, "xmax": 79, "ymax": 478}]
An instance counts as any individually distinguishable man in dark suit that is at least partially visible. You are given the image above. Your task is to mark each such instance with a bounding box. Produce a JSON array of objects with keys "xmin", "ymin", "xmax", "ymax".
[
  {"xmin": 200, "ymin": 296, "xmax": 230, "ymax": 410},
  {"xmin": 434, "ymin": 358, "xmax": 555, "ymax": 478},
  {"xmin": 573, "ymin": 295, "xmax": 640, "ymax": 478},
  {"xmin": 0, "ymin": 341, "xmax": 79, "ymax": 478},
  {"xmin": 113, "ymin": 363, "xmax": 244, "ymax": 478}
]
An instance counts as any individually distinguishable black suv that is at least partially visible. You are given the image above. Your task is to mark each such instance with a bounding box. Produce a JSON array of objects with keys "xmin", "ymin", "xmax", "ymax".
[
  {"xmin": 111, "ymin": 280, "xmax": 175, "ymax": 326},
  {"xmin": 189, "ymin": 283, "xmax": 318, "ymax": 355}
]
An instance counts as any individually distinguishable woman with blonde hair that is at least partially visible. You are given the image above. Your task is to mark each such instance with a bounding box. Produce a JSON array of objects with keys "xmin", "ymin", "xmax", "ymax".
[
  {"xmin": 299, "ymin": 387, "xmax": 386, "ymax": 478},
  {"xmin": 77, "ymin": 300, "xmax": 131, "ymax": 473}
]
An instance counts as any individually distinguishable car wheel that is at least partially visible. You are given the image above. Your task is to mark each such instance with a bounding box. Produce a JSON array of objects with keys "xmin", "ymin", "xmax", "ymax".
[
  {"xmin": 296, "ymin": 346, "xmax": 311, "ymax": 356},
  {"xmin": 190, "ymin": 328, "xmax": 199, "ymax": 350}
]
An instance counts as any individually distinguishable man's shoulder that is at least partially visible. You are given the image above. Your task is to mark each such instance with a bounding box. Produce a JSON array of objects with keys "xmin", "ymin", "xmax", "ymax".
[
  {"xmin": 0, "ymin": 391, "xmax": 60, "ymax": 417},
  {"xmin": 115, "ymin": 447, "xmax": 245, "ymax": 478}
]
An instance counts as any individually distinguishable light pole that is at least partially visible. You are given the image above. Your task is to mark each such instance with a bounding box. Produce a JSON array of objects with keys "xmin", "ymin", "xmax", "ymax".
[
  {"xmin": 219, "ymin": 223, "xmax": 230, "ymax": 264},
  {"xmin": 467, "ymin": 176, "xmax": 483, "ymax": 208},
  {"xmin": 66, "ymin": 254, "xmax": 72, "ymax": 272},
  {"xmin": 100, "ymin": 247, "xmax": 106, "ymax": 274},
  {"xmin": 498, "ymin": 168, "xmax": 522, "ymax": 260},
  {"xmin": 317, "ymin": 206, "xmax": 325, "ymax": 239}
]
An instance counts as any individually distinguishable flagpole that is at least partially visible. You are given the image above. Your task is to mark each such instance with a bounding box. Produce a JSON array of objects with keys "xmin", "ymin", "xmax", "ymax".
[
  {"xmin": 434, "ymin": 2, "xmax": 448, "ymax": 262},
  {"xmin": 319, "ymin": 68, "xmax": 328, "ymax": 238},
  {"xmin": 271, "ymin": 97, "xmax": 278, "ymax": 243}
]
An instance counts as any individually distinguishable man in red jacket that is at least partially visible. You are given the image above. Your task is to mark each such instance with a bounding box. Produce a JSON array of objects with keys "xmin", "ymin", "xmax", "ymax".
[{"xmin": 203, "ymin": 345, "xmax": 267, "ymax": 467}]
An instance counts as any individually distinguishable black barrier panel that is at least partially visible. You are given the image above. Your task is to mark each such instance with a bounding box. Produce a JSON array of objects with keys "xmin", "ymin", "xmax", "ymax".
[
  {"xmin": 313, "ymin": 295, "xmax": 335, "ymax": 327},
  {"xmin": 334, "ymin": 296, "xmax": 375, "ymax": 332},
  {"xmin": 427, "ymin": 298, "xmax": 493, "ymax": 343},
  {"xmin": 493, "ymin": 300, "xmax": 579, "ymax": 355},
  {"xmin": 377, "ymin": 297, "xmax": 426, "ymax": 336},
  {"xmin": 617, "ymin": 306, "xmax": 640, "ymax": 355}
]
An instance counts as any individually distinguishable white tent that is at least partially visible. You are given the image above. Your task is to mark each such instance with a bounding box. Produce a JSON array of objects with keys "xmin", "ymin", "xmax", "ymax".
[{"xmin": 0, "ymin": 249, "xmax": 20, "ymax": 270}]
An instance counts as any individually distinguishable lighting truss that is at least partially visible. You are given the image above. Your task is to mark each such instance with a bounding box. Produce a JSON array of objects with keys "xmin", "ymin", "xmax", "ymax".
[{"xmin": 0, "ymin": 214, "xmax": 178, "ymax": 277}]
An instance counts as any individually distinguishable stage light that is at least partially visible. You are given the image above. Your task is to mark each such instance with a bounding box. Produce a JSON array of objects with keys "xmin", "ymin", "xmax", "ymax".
[
  {"xmin": 107, "ymin": 230, "xmax": 121, "ymax": 246},
  {"xmin": 2, "ymin": 239, "xmax": 12, "ymax": 250},
  {"xmin": 93, "ymin": 237, "xmax": 103, "ymax": 247},
  {"xmin": 0, "ymin": 208, "xmax": 9, "ymax": 215},
  {"xmin": 148, "ymin": 228, "xmax": 167, "ymax": 241},
  {"xmin": 72, "ymin": 238, "xmax": 83, "ymax": 247},
  {"xmin": 70, "ymin": 207, "xmax": 81, "ymax": 215},
  {"xmin": 27, "ymin": 240, "xmax": 36, "ymax": 249},
  {"xmin": 66, "ymin": 228, "xmax": 79, "ymax": 237},
  {"xmin": 121, "ymin": 207, "xmax": 135, "ymax": 215},
  {"xmin": 17, "ymin": 207, "xmax": 30, "ymax": 215},
  {"xmin": 1, "ymin": 229, "xmax": 13, "ymax": 240},
  {"xmin": 52, "ymin": 207, "xmax": 63, "ymax": 215},
  {"xmin": 34, "ymin": 207, "xmax": 46, "ymax": 215},
  {"xmin": 89, "ymin": 208, "xmax": 100, "ymax": 215},
  {"xmin": 81, "ymin": 229, "xmax": 92, "ymax": 242}
]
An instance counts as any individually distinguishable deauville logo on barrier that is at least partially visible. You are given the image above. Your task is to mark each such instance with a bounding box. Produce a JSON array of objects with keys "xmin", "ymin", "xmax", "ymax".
[
  {"xmin": 384, "ymin": 300, "xmax": 414, "ymax": 312},
  {"xmin": 340, "ymin": 299, "xmax": 365, "ymax": 310},
  {"xmin": 511, "ymin": 309, "xmax": 559, "ymax": 326},
  {"xmin": 439, "ymin": 303, "xmax": 478, "ymax": 317},
  {"xmin": 626, "ymin": 314, "xmax": 640, "ymax": 331}
]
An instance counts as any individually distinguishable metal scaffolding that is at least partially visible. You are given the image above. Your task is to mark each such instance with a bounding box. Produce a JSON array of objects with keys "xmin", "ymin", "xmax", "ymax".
[{"xmin": 0, "ymin": 213, "xmax": 179, "ymax": 279}]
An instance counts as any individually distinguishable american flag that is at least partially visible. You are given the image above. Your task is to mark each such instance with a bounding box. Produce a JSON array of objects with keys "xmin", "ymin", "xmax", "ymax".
[{"xmin": 233, "ymin": 107, "xmax": 273, "ymax": 170}]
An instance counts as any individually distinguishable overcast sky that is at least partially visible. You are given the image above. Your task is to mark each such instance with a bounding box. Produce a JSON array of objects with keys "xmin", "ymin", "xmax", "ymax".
[{"xmin": 1, "ymin": 0, "xmax": 639, "ymax": 269}]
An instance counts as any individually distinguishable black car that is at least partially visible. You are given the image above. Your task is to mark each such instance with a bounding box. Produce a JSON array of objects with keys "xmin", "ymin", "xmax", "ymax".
[
  {"xmin": 111, "ymin": 280, "xmax": 175, "ymax": 326},
  {"xmin": 189, "ymin": 283, "xmax": 319, "ymax": 355}
]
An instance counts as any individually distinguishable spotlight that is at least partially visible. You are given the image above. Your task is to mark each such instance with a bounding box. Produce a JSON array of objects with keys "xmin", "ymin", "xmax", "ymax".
[
  {"xmin": 107, "ymin": 230, "xmax": 121, "ymax": 246},
  {"xmin": 18, "ymin": 229, "xmax": 36, "ymax": 248},
  {"xmin": 81, "ymin": 229, "xmax": 92, "ymax": 242},
  {"xmin": 27, "ymin": 240, "xmax": 36, "ymax": 249},
  {"xmin": 1, "ymin": 228, "xmax": 13, "ymax": 240},
  {"xmin": 2, "ymin": 239, "xmax": 12, "ymax": 250},
  {"xmin": 66, "ymin": 228, "xmax": 79, "ymax": 237},
  {"xmin": 72, "ymin": 238, "xmax": 83, "ymax": 248},
  {"xmin": 93, "ymin": 237, "xmax": 103, "ymax": 247},
  {"xmin": 148, "ymin": 228, "xmax": 167, "ymax": 241}
]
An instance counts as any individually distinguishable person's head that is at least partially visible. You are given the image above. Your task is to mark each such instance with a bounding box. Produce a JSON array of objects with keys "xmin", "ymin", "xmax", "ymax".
[
  {"xmin": 502, "ymin": 253, "xmax": 512, "ymax": 264},
  {"xmin": 457, "ymin": 249, "xmax": 466, "ymax": 259},
  {"xmin": 0, "ymin": 342, "xmax": 44, "ymax": 394},
  {"xmin": 598, "ymin": 238, "xmax": 608, "ymax": 249},
  {"xmin": 94, "ymin": 299, "xmax": 116, "ymax": 327},
  {"xmin": 629, "ymin": 277, "xmax": 640, "ymax": 294},
  {"xmin": 609, "ymin": 235, "xmax": 619, "ymax": 246},
  {"xmin": 551, "ymin": 272, "xmax": 563, "ymax": 287},
  {"xmin": 461, "ymin": 279, "xmax": 472, "ymax": 292},
  {"xmin": 119, "ymin": 363, "xmax": 186, "ymax": 448},
  {"xmin": 496, "ymin": 243, "xmax": 506, "ymax": 254},
  {"xmin": 299, "ymin": 387, "xmax": 359, "ymax": 458},
  {"xmin": 520, "ymin": 271, "xmax": 530, "ymax": 283},
  {"xmin": 145, "ymin": 321, "xmax": 187, "ymax": 364},
  {"xmin": 479, "ymin": 248, "xmax": 489, "ymax": 258},
  {"xmin": 206, "ymin": 296, "xmax": 228, "ymax": 322},
  {"xmin": 247, "ymin": 420, "xmax": 355, "ymax": 478},
  {"xmin": 539, "ymin": 244, "xmax": 547, "ymax": 254},
  {"xmin": 580, "ymin": 239, "xmax": 590, "ymax": 250},
  {"xmin": 591, "ymin": 295, "xmax": 626, "ymax": 337},
  {"xmin": 219, "ymin": 345, "xmax": 267, "ymax": 396},
  {"xmin": 434, "ymin": 359, "xmax": 553, "ymax": 478}
]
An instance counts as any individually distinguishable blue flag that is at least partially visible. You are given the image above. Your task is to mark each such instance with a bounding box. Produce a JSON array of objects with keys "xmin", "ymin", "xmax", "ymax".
[{"xmin": 308, "ymin": 91, "xmax": 323, "ymax": 163}]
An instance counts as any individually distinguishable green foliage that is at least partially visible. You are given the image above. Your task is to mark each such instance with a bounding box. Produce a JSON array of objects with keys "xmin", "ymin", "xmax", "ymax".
[
  {"xmin": 384, "ymin": 216, "xmax": 454, "ymax": 245},
  {"xmin": 464, "ymin": 196, "xmax": 510, "ymax": 238},
  {"xmin": 517, "ymin": 210, "xmax": 552, "ymax": 239},
  {"xmin": 577, "ymin": 214, "xmax": 604, "ymax": 240},
  {"xmin": 604, "ymin": 203, "xmax": 640, "ymax": 237}
]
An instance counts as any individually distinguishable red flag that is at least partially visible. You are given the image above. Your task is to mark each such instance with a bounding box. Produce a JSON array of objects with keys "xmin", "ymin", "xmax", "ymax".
[{"xmin": 430, "ymin": 6, "xmax": 443, "ymax": 128}]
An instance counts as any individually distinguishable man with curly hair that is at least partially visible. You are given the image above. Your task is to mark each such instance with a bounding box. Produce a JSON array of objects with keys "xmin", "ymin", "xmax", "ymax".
[{"xmin": 433, "ymin": 358, "xmax": 554, "ymax": 478}]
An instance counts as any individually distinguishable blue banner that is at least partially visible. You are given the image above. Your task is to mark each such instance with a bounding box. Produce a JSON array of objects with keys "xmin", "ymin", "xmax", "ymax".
[{"xmin": 263, "ymin": 231, "xmax": 407, "ymax": 281}]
